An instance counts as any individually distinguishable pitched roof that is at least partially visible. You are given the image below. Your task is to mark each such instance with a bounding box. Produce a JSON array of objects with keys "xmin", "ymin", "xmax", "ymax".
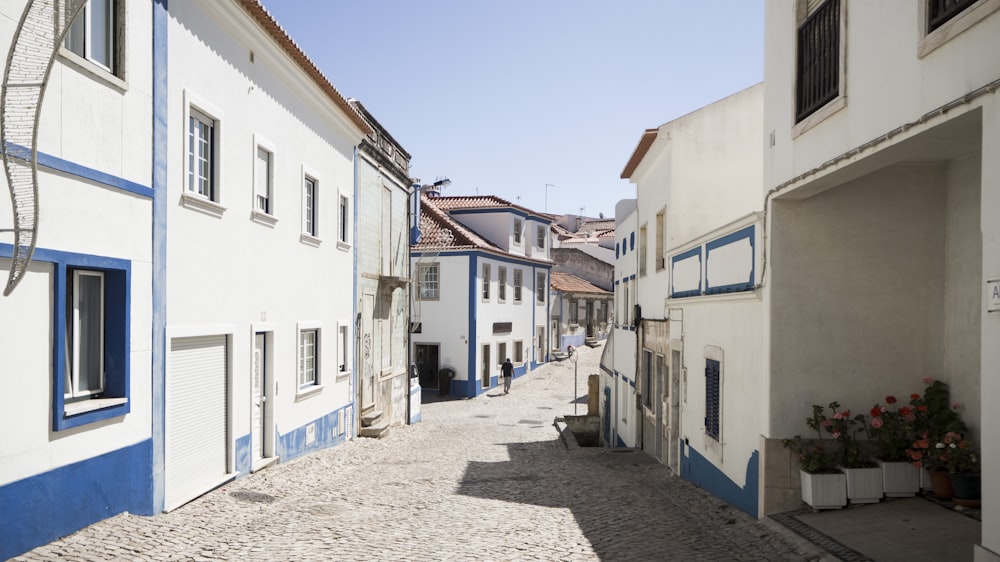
[
  {"xmin": 621, "ymin": 128, "xmax": 659, "ymax": 179},
  {"xmin": 236, "ymin": 0, "xmax": 372, "ymax": 136},
  {"xmin": 577, "ymin": 219, "xmax": 616, "ymax": 236},
  {"xmin": 413, "ymin": 194, "xmax": 497, "ymax": 251},
  {"xmin": 428, "ymin": 195, "xmax": 548, "ymax": 219},
  {"xmin": 550, "ymin": 272, "xmax": 611, "ymax": 295}
]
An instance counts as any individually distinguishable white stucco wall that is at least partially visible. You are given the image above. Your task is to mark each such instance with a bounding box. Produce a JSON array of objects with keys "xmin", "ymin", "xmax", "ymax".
[
  {"xmin": 0, "ymin": 0, "xmax": 154, "ymax": 486},
  {"xmin": 166, "ymin": 0, "xmax": 362, "ymax": 451},
  {"xmin": 412, "ymin": 254, "xmax": 470, "ymax": 383}
]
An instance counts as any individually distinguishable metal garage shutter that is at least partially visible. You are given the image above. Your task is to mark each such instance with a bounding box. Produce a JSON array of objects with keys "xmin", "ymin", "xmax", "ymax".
[{"xmin": 166, "ymin": 335, "xmax": 229, "ymax": 510}]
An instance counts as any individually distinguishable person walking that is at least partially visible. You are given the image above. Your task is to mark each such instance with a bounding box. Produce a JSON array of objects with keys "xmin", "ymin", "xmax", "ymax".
[{"xmin": 501, "ymin": 358, "xmax": 514, "ymax": 394}]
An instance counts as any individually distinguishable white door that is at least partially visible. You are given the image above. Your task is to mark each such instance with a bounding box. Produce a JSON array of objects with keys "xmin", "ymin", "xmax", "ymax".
[
  {"xmin": 166, "ymin": 335, "xmax": 229, "ymax": 510},
  {"xmin": 251, "ymin": 333, "xmax": 265, "ymax": 464}
]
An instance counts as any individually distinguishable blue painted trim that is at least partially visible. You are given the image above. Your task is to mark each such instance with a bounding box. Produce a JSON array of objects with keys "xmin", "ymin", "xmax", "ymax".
[
  {"xmin": 670, "ymin": 247, "xmax": 702, "ymax": 298},
  {"xmin": 3, "ymin": 143, "xmax": 154, "ymax": 199},
  {"xmin": 0, "ymin": 244, "xmax": 132, "ymax": 430},
  {"xmin": 151, "ymin": 0, "xmax": 169, "ymax": 513},
  {"xmin": 704, "ymin": 225, "xmax": 755, "ymax": 294},
  {"xmin": 234, "ymin": 434, "xmax": 252, "ymax": 475},
  {"xmin": 629, "ymin": 274, "xmax": 636, "ymax": 281},
  {"xmin": 277, "ymin": 407, "xmax": 348, "ymax": 462},
  {"xmin": 411, "ymin": 249, "xmax": 552, "ymax": 270},
  {"xmin": 681, "ymin": 445, "xmax": 759, "ymax": 518},
  {"xmin": 0, "ymin": 439, "xmax": 154, "ymax": 560},
  {"xmin": 466, "ymin": 255, "xmax": 478, "ymax": 398},
  {"xmin": 37, "ymin": 151, "xmax": 154, "ymax": 198},
  {"xmin": 630, "ymin": 232, "xmax": 635, "ymax": 251}
]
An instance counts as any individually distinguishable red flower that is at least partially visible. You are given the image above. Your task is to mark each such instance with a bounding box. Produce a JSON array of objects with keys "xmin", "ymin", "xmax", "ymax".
[
  {"xmin": 899, "ymin": 406, "xmax": 911, "ymax": 416},
  {"xmin": 870, "ymin": 406, "xmax": 882, "ymax": 417},
  {"xmin": 885, "ymin": 395, "xmax": 897, "ymax": 404},
  {"xmin": 910, "ymin": 393, "xmax": 921, "ymax": 401},
  {"xmin": 917, "ymin": 405, "xmax": 927, "ymax": 412}
]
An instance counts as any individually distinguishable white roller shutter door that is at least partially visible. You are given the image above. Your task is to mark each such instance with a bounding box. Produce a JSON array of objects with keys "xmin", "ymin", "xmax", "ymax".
[{"xmin": 166, "ymin": 335, "xmax": 229, "ymax": 510}]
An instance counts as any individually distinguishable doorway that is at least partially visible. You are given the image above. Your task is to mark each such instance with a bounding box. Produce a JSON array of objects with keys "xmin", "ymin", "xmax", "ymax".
[
  {"xmin": 251, "ymin": 332, "xmax": 268, "ymax": 467},
  {"xmin": 586, "ymin": 300, "xmax": 595, "ymax": 338},
  {"xmin": 481, "ymin": 343, "xmax": 491, "ymax": 389},
  {"xmin": 415, "ymin": 344, "xmax": 440, "ymax": 389}
]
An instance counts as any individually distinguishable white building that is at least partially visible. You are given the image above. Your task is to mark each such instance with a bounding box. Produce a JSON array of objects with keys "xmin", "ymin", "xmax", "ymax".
[
  {"xmin": 601, "ymin": 199, "xmax": 639, "ymax": 448},
  {"xmin": 762, "ymin": 1, "xmax": 998, "ymax": 556},
  {"xmin": 549, "ymin": 271, "xmax": 612, "ymax": 354},
  {"xmin": 0, "ymin": 0, "xmax": 157, "ymax": 557},
  {"xmin": 351, "ymin": 99, "xmax": 416, "ymax": 433},
  {"xmin": 160, "ymin": 0, "xmax": 369, "ymax": 511},
  {"xmin": 620, "ymin": 85, "xmax": 764, "ymax": 512},
  {"xmin": 411, "ymin": 194, "xmax": 552, "ymax": 398}
]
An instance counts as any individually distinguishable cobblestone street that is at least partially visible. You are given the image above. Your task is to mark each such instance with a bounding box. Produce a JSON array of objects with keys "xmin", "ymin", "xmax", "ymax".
[{"xmin": 13, "ymin": 343, "xmax": 823, "ymax": 561}]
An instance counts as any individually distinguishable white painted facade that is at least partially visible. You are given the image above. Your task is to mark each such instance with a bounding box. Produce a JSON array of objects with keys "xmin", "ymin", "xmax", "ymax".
[
  {"xmin": 603, "ymin": 199, "xmax": 639, "ymax": 448},
  {"xmin": 411, "ymin": 197, "xmax": 552, "ymax": 398},
  {"xmin": 0, "ymin": 1, "xmax": 156, "ymax": 557},
  {"xmin": 163, "ymin": 0, "xmax": 366, "ymax": 510},
  {"xmin": 762, "ymin": 1, "xmax": 999, "ymax": 552},
  {"xmin": 623, "ymin": 85, "xmax": 764, "ymax": 513}
]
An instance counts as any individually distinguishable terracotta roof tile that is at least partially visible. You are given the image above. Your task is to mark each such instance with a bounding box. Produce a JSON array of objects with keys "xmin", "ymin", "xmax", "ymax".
[
  {"xmin": 550, "ymin": 272, "xmax": 611, "ymax": 295},
  {"xmin": 427, "ymin": 195, "xmax": 548, "ymax": 219}
]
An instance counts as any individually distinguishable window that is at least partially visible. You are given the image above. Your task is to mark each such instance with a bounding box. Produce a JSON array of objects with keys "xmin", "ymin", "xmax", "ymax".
[
  {"xmin": 498, "ymin": 342, "xmax": 507, "ymax": 366},
  {"xmin": 67, "ymin": 271, "xmax": 105, "ymax": 398},
  {"xmin": 705, "ymin": 358, "xmax": 721, "ymax": 440},
  {"xmin": 513, "ymin": 340, "xmax": 524, "ymax": 364},
  {"xmin": 299, "ymin": 329, "xmax": 319, "ymax": 387},
  {"xmin": 536, "ymin": 225, "xmax": 545, "ymax": 249},
  {"xmin": 498, "ymin": 267, "xmax": 507, "ymax": 302},
  {"xmin": 513, "ymin": 269, "xmax": 523, "ymax": 303},
  {"xmin": 64, "ymin": 0, "xmax": 117, "ymax": 74},
  {"xmin": 482, "ymin": 264, "xmax": 491, "ymax": 301},
  {"xmin": 337, "ymin": 324, "xmax": 349, "ymax": 374},
  {"xmin": 303, "ymin": 176, "xmax": 318, "ymax": 237},
  {"xmin": 623, "ymin": 282, "xmax": 630, "ymax": 325},
  {"xmin": 796, "ymin": 0, "xmax": 841, "ymax": 123},
  {"xmin": 339, "ymin": 194, "xmax": 350, "ymax": 244},
  {"xmin": 642, "ymin": 349, "xmax": 654, "ymax": 409},
  {"xmin": 536, "ymin": 272, "xmax": 546, "ymax": 303},
  {"xmin": 569, "ymin": 299, "xmax": 579, "ymax": 324},
  {"xmin": 639, "ymin": 226, "xmax": 647, "ymax": 276},
  {"xmin": 513, "ymin": 219, "xmax": 523, "ymax": 244},
  {"xmin": 928, "ymin": 0, "xmax": 977, "ymax": 31},
  {"xmin": 655, "ymin": 210, "xmax": 666, "ymax": 271},
  {"xmin": 417, "ymin": 263, "xmax": 440, "ymax": 300},
  {"xmin": 188, "ymin": 108, "xmax": 216, "ymax": 200},
  {"xmin": 254, "ymin": 146, "xmax": 273, "ymax": 215}
]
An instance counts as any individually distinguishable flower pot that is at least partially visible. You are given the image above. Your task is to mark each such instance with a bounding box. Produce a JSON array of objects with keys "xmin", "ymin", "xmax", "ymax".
[
  {"xmin": 928, "ymin": 468, "xmax": 954, "ymax": 499},
  {"xmin": 800, "ymin": 469, "xmax": 847, "ymax": 510},
  {"xmin": 950, "ymin": 473, "xmax": 981, "ymax": 500},
  {"xmin": 876, "ymin": 459, "xmax": 919, "ymax": 497},
  {"xmin": 838, "ymin": 465, "xmax": 883, "ymax": 504}
]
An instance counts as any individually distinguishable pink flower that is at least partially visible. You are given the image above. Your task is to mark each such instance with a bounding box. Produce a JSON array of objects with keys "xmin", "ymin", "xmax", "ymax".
[
  {"xmin": 922, "ymin": 377, "xmax": 934, "ymax": 385},
  {"xmin": 821, "ymin": 419, "xmax": 833, "ymax": 428},
  {"xmin": 952, "ymin": 402, "xmax": 961, "ymax": 410},
  {"xmin": 832, "ymin": 431, "xmax": 841, "ymax": 439},
  {"xmin": 833, "ymin": 411, "xmax": 843, "ymax": 420},
  {"xmin": 870, "ymin": 417, "xmax": 884, "ymax": 429}
]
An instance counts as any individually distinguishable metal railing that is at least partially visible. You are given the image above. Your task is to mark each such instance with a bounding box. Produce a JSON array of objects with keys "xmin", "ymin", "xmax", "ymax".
[{"xmin": 795, "ymin": 0, "xmax": 841, "ymax": 123}]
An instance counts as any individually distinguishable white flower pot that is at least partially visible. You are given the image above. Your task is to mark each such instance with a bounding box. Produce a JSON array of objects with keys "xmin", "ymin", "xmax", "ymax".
[
  {"xmin": 800, "ymin": 469, "xmax": 847, "ymax": 510},
  {"xmin": 839, "ymin": 465, "xmax": 883, "ymax": 504},
  {"xmin": 876, "ymin": 459, "xmax": 919, "ymax": 497}
]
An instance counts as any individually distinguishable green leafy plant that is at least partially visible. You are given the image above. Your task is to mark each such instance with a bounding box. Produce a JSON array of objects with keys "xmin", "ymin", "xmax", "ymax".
[
  {"xmin": 866, "ymin": 395, "xmax": 915, "ymax": 462},
  {"xmin": 782, "ymin": 404, "xmax": 837, "ymax": 473}
]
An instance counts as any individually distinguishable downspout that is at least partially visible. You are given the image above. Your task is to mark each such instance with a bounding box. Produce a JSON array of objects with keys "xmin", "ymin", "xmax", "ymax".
[
  {"xmin": 406, "ymin": 182, "xmax": 419, "ymax": 423},
  {"xmin": 352, "ymin": 145, "xmax": 359, "ymax": 438}
]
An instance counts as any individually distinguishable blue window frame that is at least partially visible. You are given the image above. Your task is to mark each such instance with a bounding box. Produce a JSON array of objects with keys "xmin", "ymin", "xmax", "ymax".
[{"xmin": 1, "ymin": 245, "xmax": 132, "ymax": 430}]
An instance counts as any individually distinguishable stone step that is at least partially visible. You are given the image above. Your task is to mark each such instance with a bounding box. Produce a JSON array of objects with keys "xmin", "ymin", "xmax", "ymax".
[
  {"xmin": 360, "ymin": 411, "xmax": 383, "ymax": 427},
  {"xmin": 359, "ymin": 421, "xmax": 390, "ymax": 439}
]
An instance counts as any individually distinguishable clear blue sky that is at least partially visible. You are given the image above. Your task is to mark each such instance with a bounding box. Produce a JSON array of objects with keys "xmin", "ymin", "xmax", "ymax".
[{"xmin": 259, "ymin": 1, "xmax": 763, "ymax": 219}]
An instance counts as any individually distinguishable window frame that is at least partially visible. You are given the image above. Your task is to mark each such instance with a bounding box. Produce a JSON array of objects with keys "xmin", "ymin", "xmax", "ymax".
[
  {"xmin": 251, "ymin": 136, "xmax": 278, "ymax": 227},
  {"xmin": 513, "ymin": 219, "xmax": 523, "ymax": 245},
  {"xmin": 338, "ymin": 191, "xmax": 351, "ymax": 249},
  {"xmin": 513, "ymin": 269, "xmax": 523, "ymax": 303},
  {"xmin": 66, "ymin": 269, "xmax": 106, "ymax": 400},
  {"xmin": 181, "ymin": 92, "xmax": 226, "ymax": 216},
  {"xmin": 536, "ymin": 224, "xmax": 546, "ymax": 249},
  {"xmin": 655, "ymin": 210, "xmax": 666, "ymax": 271},
  {"xmin": 642, "ymin": 349, "xmax": 654, "ymax": 410},
  {"xmin": 792, "ymin": 0, "xmax": 847, "ymax": 136},
  {"xmin": 482, "ymin": 263, "xmax": 491, "ymax": 301},
  {"xmin": 337, "ymin": 322, "xmax": 350, "ymax": 378},
  {"xmin": 513, "ymin": 340, "xmax": 524, "ymax": 365},
  {"xmin": 639, "ymin": 225, "xmax": 648, "ymax": 276},
  {"xmin": 498, "ymin": 267, "xmax": 507, "ymax": 302},
  {"xmin": 301, "ymin": 169, "xmax": 320, "ymax": 244},
  {"xmin": 297, "ymin": 324, "xmax": 322, "ymax": 395},
  {"xmin": 536, "ymin": 271, "xmax": 546, "ymax": 304},
  {"xmin": 61, "ymin": 0, "xmax": 123, "ymax": 83},
  {"xmin": 416, "ymin": 262, "xmax": 440, "ymax": 301},
  {"xmin": 918, "ymin": 0, "xmax": 1000, "ymax": 57},
  {"xmin": 569, "ymin": 298, "xmax": 579, "ymax": 325}
]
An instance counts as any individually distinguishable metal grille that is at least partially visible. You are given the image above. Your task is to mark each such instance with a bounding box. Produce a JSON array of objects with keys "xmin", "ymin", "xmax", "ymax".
[
  {"xmin": 795, "ymin": 0, "xmax": 840, "ymax": 123},
  {"xmin": 705, "ymin": 359, "xmax": 720, "ymax": 440},
  {"xmin": 2, "ymin": 0, "xmax": 89, "ymax": 295},
  {"xmin": 928, "ymin": 0, "xmax": 977, "ymax": 31}
]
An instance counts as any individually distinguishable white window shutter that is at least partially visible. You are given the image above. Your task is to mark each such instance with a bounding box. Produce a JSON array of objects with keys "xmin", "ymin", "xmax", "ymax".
[{"xmin": 255, "ymin": 147, "xmax": 270, "ymax": 206}]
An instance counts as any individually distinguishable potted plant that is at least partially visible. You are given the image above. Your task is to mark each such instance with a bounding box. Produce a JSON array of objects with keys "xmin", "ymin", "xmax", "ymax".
[
  {"xmin": 942, "ymin": 434, "xmax": 981, "ymax": 506},
  {"xmin": 783, "ymin": 405, "xmax": 846, "ymax": 510},
  {"xmin": 821, "ymin": 402, "xmax": 883, "ymax": 504},
  {"xmin": 867, "ymin": 396, "xmax": 920, "ymax": 496},
  {"xmin": 905, "ymin": 377, "xmax": 968, "ymax": 498}
]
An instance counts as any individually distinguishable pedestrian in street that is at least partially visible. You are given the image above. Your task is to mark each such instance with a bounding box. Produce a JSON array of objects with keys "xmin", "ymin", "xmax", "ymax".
[{"xmin": 501, "ymin": 358, "xmax": 513, "ymax": 394}]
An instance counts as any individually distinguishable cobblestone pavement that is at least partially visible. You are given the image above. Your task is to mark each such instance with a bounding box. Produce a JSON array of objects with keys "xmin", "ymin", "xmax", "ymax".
[{"xmin": 14, "ymin": 343, "xmax": 829, "ymax": 561}]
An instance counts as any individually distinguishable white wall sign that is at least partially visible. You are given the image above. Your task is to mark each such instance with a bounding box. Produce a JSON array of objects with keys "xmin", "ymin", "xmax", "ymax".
[{"xmin": 988, "ymin": 279, "xmax": 1000, "ymax": 313}]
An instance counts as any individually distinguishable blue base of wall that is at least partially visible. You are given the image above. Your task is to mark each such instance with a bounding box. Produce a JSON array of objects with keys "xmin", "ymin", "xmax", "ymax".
[
  {"xmin": 234, "ymin": 434, "xmax": 252, "ymax": 475},
  {"xmin": 680, "ymin": 444, "xmax": 759, "ymax": 517},
  {"xmin": 560, "ymin": 334, "xmax": 586, "ymax": 351},
  {"xmin": 277, "ymin": 408, "xmax": 349, "ymax": 462},
  {"xmin": 0, "ymin": 439, "xmax": 154, "ymax": 560}
]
